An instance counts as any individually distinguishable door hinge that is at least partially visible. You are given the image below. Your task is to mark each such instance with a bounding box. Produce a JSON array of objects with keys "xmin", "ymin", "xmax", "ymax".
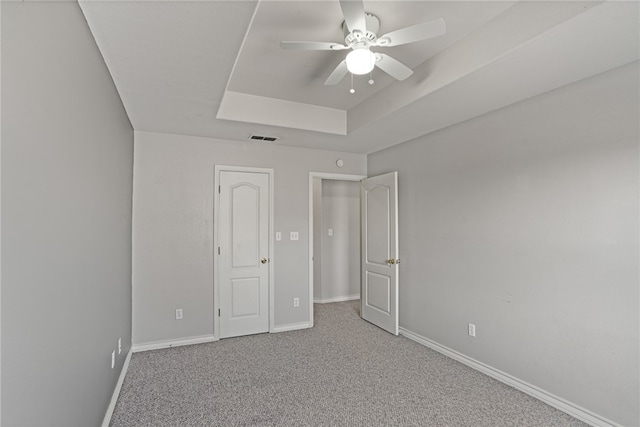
[
  {"xmin": 218, "ymin": 246, "xmax": 220, "ymax": 255},
  {"xmin": 218, "ymin": 309, "xmax": 220, "ymax": 317},
  {"xmin": 218, "ymin": 185, "xmax": 221, "ymax": 194}
]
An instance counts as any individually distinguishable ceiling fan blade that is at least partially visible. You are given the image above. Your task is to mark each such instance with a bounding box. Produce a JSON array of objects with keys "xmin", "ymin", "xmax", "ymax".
[
  {"xmin": 280, "ymin": 41, "xmax": 347, "ymax": 51},
  {"xmin": 376, "ymin": 18, "xmax": 446, "ymax": 47},
  {"xmin": 324, "ymin": 60, "xmax": 349, "ymax": 85},
  {"xmin": 374, "ymin": 53, "xmax": 413, "ymax": 81},
  {"xmin": 340, "ymin": 0, "xmax": 367, "ymax": 33}
]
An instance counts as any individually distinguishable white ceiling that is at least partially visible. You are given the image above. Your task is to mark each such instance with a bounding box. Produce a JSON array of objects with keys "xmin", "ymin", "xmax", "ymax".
[{"xmin": 80, "ymin": 0, "xmax": 639, "ymax": 154}]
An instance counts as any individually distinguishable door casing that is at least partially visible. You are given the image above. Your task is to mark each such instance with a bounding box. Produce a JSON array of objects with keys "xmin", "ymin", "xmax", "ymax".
[{"xmin": 214, "ymin": 165, "xmax": 275, "ymax": 339}]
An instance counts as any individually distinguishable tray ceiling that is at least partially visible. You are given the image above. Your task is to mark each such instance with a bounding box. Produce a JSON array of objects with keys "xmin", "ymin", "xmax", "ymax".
[{"xmin": 80, "ymin": 0, "xmax": 639, "ymax": 154}]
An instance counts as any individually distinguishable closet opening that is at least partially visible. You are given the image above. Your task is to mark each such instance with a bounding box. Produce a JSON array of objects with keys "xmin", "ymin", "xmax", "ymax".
[{"xmin": 308, "ymin": 172, "xmax": 365, "ymax": 327}]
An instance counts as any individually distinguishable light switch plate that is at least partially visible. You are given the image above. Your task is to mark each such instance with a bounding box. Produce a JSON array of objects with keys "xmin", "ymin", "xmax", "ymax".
[{"xmin": 275, "ymin": 232, "xmax": 281, "ymax": 241}]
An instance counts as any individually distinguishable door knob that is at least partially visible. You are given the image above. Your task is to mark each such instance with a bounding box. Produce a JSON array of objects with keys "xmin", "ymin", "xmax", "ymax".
[
  {"xmin": 387, "ymin": 258, "xmax": 396, "ymax": 265},
  {"xmin": 261, "ymin": 258, "xmax": 268, "ymax": 264}
]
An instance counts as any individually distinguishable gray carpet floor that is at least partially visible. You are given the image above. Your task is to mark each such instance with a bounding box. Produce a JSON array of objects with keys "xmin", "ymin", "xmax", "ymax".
[{"xmin": 110, "ymin": 301, "xmax": 588, "ymax": 426}]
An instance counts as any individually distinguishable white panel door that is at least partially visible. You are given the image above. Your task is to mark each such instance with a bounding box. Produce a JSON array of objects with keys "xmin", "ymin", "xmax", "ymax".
[
  {"xmin": 361, "ymin": 172, "xmax": 399, "ymax": 335},
  {"xmin": 218, "ymin": 171, "xmax": 270, "ymax": 338}
]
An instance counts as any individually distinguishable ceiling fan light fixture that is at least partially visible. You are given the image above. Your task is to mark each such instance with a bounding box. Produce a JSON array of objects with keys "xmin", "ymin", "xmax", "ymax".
[{"xmin": 346, "ymin": 48, "xmax": 376, "ymax": 75}]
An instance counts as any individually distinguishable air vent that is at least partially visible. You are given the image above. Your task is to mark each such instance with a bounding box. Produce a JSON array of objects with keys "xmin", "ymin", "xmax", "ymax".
[{"xmin": 249, "ymin": 134, "xmax": 278, "ymax": 142}]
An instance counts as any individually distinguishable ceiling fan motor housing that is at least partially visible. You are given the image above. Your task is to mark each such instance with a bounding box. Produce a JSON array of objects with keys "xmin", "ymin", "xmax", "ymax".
[{"xmin": 343, "ymin": 12, "xmax": 380, "ymax": 47}]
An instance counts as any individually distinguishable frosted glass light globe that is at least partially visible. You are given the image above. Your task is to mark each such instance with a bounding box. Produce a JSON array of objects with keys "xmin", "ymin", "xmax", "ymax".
[{"xmin": 346, "ymin": 49, "xmax": 376, "ymax": 75}]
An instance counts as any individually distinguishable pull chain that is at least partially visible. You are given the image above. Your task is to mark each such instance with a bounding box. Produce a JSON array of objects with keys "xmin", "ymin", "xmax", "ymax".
[{"xmin": 349, "ymin": 73, "xmax": 355, "ymax": 94}]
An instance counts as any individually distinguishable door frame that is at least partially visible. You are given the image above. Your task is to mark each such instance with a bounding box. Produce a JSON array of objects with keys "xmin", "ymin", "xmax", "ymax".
[
  {"xmin": 308, "ymin": 172, "xmax": 366, "ymax": 327},
  {"xmin": 214, "ymin": 165, "xmax": 275, "ymax": 338}
]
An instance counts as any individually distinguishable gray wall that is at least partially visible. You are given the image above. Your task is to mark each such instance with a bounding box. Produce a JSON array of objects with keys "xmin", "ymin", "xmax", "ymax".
[
  {"xmin": 368, "ymin": 62, "xmax": 639, "ymax": 426},
  {"xmin": 1, "ymin": 2, "xmax": 134, "ymax": 426},
  {"xmin": 319, "ymin": 180, "xmax": 360, "ymax": 301},
  {"xmin": 132, "ymin": 131, "xmax": 366, "ymax": 345}
]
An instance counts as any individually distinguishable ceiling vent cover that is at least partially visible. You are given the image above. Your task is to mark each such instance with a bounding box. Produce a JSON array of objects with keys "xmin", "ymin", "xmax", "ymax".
[{"xmin": 249, "ymin": 134, "xmax": 278, "ymax": 142}]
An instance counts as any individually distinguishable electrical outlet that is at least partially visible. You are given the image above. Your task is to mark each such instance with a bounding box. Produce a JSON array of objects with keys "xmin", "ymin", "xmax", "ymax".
[
  {"xmin": 328, "ymin": 228, "xmax": 333, "ymax": 236},
  {"xmin": 293, "ymin": 297, "xmax": 299, "ymax": 307},
  {"xmin": 290, "ymin": 231, "xmax": 299, "ymax": 241},
  {"xmin": 176, "ymin": 309, "xmax": 183, "ymax": 320},
  {"xmin": 468, "ymin": 323, "xmax": 476, "ymax": 337},
  {"xmin": 275, "ymin": 231, "xmax": 282, "ymax": 241},
  {"xmin": 118, "ymin": 337, "xmax": 122, "ymax": 354},
  {"xmin": 111, "ymin": 351, "xmax": 115, "ymax": 369}
]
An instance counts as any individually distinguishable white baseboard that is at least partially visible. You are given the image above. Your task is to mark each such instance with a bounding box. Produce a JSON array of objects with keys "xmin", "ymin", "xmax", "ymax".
[
  {"xmin": 101, "ymin": 349, "xmax": 132, "ymax": 427},
  {"xmin": 399, "ymin": 327, "xmax": 620, "ymax": 427},
  {"xmin": 313, "ymin": 294, "xmax": 360, "ymax": 304},
  {"xmin": 271, "ymin": 322, "xmax": 311, "ymax": 333},
  {"xmin": 132, "ymin": 334, "xmax": 218, "ymax": 353}
]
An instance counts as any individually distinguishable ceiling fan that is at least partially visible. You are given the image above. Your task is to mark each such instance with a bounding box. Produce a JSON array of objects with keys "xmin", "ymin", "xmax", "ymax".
[{"xmin": 280, "ymin": 0, "xmax": 446, "ymax": 86}]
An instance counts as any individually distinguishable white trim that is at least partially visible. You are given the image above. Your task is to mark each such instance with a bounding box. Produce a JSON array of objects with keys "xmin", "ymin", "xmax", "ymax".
[
  {"xmin": 214, "ymin": 165, "xmax": 275, "ymax": 338},
  {"xmin": 399, "ymin": 327, "xmax": 621, "ymax": 427},
  {"xmin": 271, "ymin": 322, "xmax": 311, "ymax": 333},
  {"xmin": 308, "ymin": 172, "xmax": 366, "ymax": 330},
  {"xmin": 268, "ymin": 170, "xmax": 275, "ymax": 333},
  {"xmin": 101, "ymin": 349, "xmax": 132, "ymax": 427},
  {"xmin": 131, "ymin": 334, "xmax": 218, "ymax": 353},
  {"xmin": 313, "ymin": 294, "xmax": 360, "ymax": 304}
]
